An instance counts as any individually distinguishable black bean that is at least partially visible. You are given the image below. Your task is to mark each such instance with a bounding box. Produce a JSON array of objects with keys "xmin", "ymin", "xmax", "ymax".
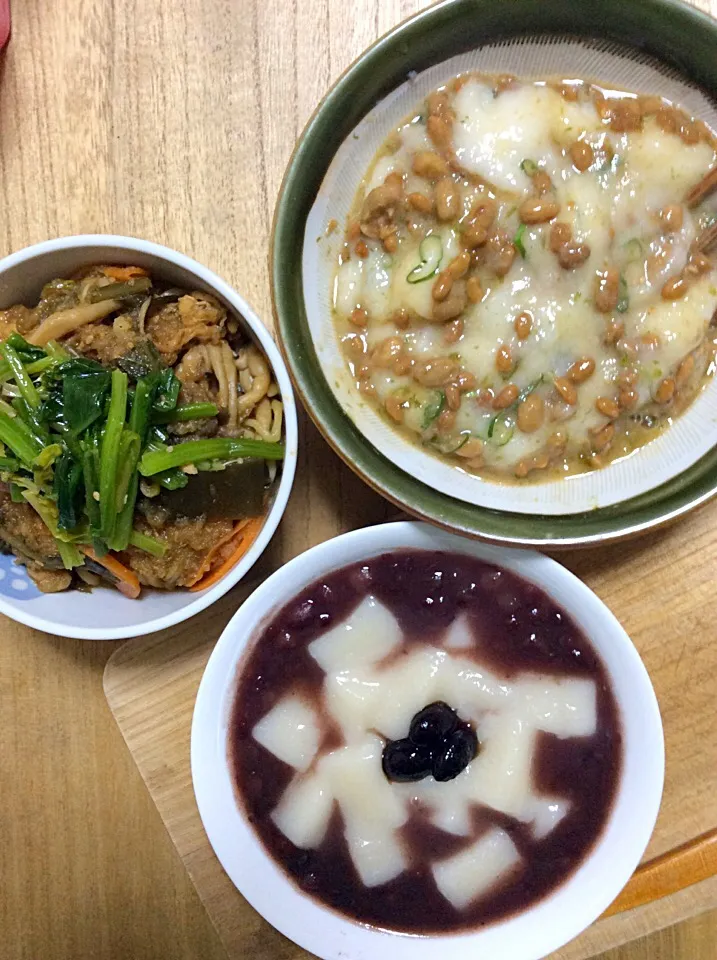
[
  {"xmin": 382, "ymin": 738, "xmax": 433, "ymax": 783},
  {"xmin": 432, "ymin": 726, "xmax": 479, "ymax": 782},
  {"xmin": 409, "ymin": 701, "xmax": 458, "ymax": 748}
]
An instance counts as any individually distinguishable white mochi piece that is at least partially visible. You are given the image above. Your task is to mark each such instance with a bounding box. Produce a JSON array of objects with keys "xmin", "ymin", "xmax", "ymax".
[
  {"xmin": 321, "ymin": 736, "xmax": 408, "ymax": 830},
  {"xmin": 308, "ymin": 596, "xmax": 402, "ymax": 673},
  {"xmin": 371, "ymin": 647, "xmax": 446, "ymax": 741},
  {"xmin": 443, "ymin": 613, "xmax": 475, "ymax": 650},
  {"xmin": 323, "ymin": 671, "xmax": 381, "ymax": 744},
  {"xmin": 396, "ymin": 758, "xmax": 477, "ymax": 837},
  {"xmin": 432, "ymin": 828, "xmax": 522, "ymax": 910},
  {"xmin": 518, "ymin": 676, "xmax": 597, "ymax": 738},
  {"xmin": 430, "ymin": 800, "xmax": 474, "ymax": 837},
  {"xmin": 320, "ymin": 735, "xmax": 409, "ymax": 886},
  {"xmin": 252, "ymin": 695, "xmax": 321, "ymax": 772},
  {"xmin": 469, "ymin": 712, "xmax": 535, "ymax": 818},
  {"xmin": 435, "ymin": 654, "xmax": 511, "ymax": 723},
  {"xmin": 524, "ymin": 795, "xmax": 570, "ymax": 841},
  {"xmin": 344, "ymin": 822, "xmax": 408, "ymax": 887},
  {"xmin": 271, "ymin": 772, "xmax": 334, "ymax": 849}
]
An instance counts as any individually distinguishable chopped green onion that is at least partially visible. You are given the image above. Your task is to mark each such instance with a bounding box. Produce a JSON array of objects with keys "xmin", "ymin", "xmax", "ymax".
[
  {"xmin": 138, "ymin": 438, "xmax": 285, "ymax": 476},
  {"xmin": 128, "ymin": 529, "xmax": 167, "ymax": 557},
  {"xmin": 520, "ymin": 158, "xmax": 539, "ymax": 176},
  {"xmin": 0, "ymin": 341, "xmax": 40, "ymax": 409},
  {"xmin": 407, "ymin": 235, "xmax": 443, "ymax": 284},
  {"xmin": 421, "ymin": 391, "xmax": 446, "ymax": 430},
  {"xmin": 623, "ymin": 238, "xmax": 644, "ymax": 261},
  {"xmin": 617, "ymin": 273, "xmax": 629, "ymax": 313},
  {"xmin": 513, "ymin": 223, "xmax": 528, "ymax": 259},
  {"xmin": 487, "ymin": 376, "xmax": 543, "ymax": 444},
  {"xmin": 490, "ymin": 419, "xmax": 515, "ymax": 446},
  {"xmin": 151, "ymin": 402, "xmax": 219, "ymax": 424}
]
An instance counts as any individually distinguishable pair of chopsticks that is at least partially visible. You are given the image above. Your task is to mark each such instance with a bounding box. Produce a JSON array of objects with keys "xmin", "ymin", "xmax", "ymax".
[{"xmin": 601, "ymin": 827, "xmax": 717, "ymax": 919}]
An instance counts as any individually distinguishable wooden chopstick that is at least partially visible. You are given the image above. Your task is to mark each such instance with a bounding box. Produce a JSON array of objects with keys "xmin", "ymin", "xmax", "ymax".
[
  {"xmin": 601, "ymin": 827, "xmax": 717, "ymax": 919},
  {"xmin": 686, "ymin": 166, "xmax": 717, "ymax": 208}
]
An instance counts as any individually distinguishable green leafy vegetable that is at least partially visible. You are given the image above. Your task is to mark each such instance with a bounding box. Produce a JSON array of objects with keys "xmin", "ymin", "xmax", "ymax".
[
  {"xmin": 152, "ymin": 402, "xmax": 219, "ymax": 424},
  {"xmin": 128, "ymin": 529, "xmax": 167, "ymax": 557},
  {"xmin": 0, "ymin": 341, "xmax": 41, "ymax": 409},
  {"xmin": 54, "ymin": 451, "xmax": 83, "ymax": 531},
  {"xmin": 138, "ymin": 438, "xmax": 285, "ymax": 476},
  {"xmin": 152, "ymin": 367, "xmax": 181, "ymax": 412},
  {"xmin": 63, "ymin": 362, "xmax": 111, "ymax": 433},
  {"xmin": 117, "ymin": 341, "xmax": 164, "ymax": 381},
  {"xmin": 99, "ymin": 369, "xmax": 129, "ymax": 544},
  {"xmin": 0, "ymin": 413, "xmax": 43, "ymax": 466}
]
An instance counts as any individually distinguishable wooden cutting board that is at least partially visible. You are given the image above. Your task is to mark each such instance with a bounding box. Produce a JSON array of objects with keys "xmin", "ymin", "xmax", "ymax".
[{"xmin": 104, "ymin": 497, "xmax": 717, "ymax": 960}]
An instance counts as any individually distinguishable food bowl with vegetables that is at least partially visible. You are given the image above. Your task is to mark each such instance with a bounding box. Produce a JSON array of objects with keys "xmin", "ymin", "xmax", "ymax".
[{"xmin": 0, "ymin": 235, "xmax": 297, "ymax": 639}]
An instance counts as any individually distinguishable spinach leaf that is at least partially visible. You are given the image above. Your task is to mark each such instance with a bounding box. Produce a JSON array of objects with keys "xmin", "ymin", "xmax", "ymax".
[
  {"xmin": 152, "ymin": 367, "xmax": 181, "ymax": 412},
  {"xmin": 62, "ymin": 363, "xmax": 111, "ymax": 433},
  {"xmin": 116, "ymin": 340, "xmax": 163, "ymax": 380},
  {"xmin": 5, "ymin": 332, "xmax": 47, "ymax": 363},
  {"xmin": 54, "ymin": 451, "xmax": 83, "ymax": 531}
]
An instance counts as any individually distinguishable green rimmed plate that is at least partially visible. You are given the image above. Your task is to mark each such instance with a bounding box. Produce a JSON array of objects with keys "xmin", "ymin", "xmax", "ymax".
[{"xmin": 272, "ymin": 0, "xmax": 717, "ymax": 547}]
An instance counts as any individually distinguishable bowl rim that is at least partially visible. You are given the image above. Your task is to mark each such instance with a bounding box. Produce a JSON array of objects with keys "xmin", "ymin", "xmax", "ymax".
[
  {"xmin": 191, "ymin": 520, "xmax": 665, "ymax": 960},
  {"xmin": 0, "ymin": 233, "xmax": 298, "ymax": 640},
  {"xmin": 271, "ymin": 0, "xmax": 717, "ymax": 548}
]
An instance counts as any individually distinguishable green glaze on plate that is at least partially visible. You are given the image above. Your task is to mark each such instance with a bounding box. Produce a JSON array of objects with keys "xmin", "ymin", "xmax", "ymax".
[{"xmin": 271, "ymin": 0, "xmax": 717, "ymax": 547}]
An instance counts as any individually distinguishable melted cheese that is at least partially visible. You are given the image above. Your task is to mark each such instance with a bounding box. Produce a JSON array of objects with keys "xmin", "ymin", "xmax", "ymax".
[{"xmin": 333, "ymin": 77, "xmax": 717, "ymax": 478}]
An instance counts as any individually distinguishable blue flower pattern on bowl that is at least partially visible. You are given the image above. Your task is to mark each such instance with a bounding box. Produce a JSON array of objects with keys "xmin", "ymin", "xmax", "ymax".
[{"xmin": 0, "ymin": 554, "xmax": 41, "ymax": 600}]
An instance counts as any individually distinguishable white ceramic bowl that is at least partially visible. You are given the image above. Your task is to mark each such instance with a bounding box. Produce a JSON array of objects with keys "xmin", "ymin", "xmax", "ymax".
[
  {"xmin": 0, "ymin": 235, "xmax": 297, "ymax": 639},
  {"xmin": 191, "ymin": 520, "xmax": 664, "ymax": 960}
]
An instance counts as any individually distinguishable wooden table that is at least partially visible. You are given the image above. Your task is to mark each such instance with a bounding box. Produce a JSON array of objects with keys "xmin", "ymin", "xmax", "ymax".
[{"xmin": 1, "ymin": 1, "xmax": 717, "ymax": 958}]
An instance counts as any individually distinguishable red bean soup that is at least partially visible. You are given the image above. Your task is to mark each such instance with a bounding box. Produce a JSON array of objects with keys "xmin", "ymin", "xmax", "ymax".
[{"xmin": 229, "ymin": 550, "xmax": 622, "ymax": 934}]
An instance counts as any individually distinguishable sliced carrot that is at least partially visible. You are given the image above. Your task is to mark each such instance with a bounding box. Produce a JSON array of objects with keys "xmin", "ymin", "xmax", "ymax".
[
  {"xmin": 189, "ymin": 516, "xmax": 264, "ymax": 592},
  {"xmin": 183, "ymin": 519, "xmax": 250, "ymax": 588},
  {"xmin": 81, "ymin": 547, "xmax": 141, "ymax": 599},
  {"xmin": 101, "ymin": 265, "xmax": 149, "ymax": 281}
]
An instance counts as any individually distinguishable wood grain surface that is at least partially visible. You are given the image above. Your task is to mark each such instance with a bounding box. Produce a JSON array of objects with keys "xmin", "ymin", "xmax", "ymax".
[{"xmin": 2, "ymin": 1, "xmax": 717, "ymax": 959}]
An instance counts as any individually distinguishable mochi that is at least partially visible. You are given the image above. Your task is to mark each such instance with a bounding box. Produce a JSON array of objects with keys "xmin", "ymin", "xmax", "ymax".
[
  {"xmin": 432, "ymin": 828, "xmax": 522, "ymax": 910},
  {"xmin": 309, "ymin": 595, "xmax": 402, "ymax": 672},
  {"xmin": 252, "ymin": 695, "xmax": 320, "ymax": 772},
  {"xmin": 272, "ymin": 772, "xmax": 334, "ymax": 848}
]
